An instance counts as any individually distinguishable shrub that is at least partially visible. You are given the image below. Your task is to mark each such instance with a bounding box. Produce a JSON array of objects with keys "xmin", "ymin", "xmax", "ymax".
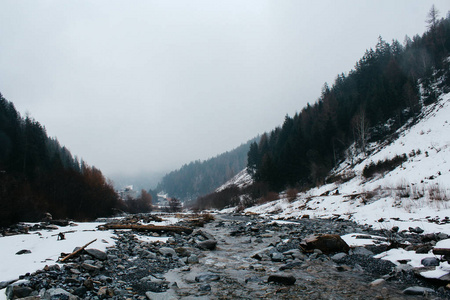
[{"xmin": 362, "ymin": 154, "xmax": 408, "ymax": 178}]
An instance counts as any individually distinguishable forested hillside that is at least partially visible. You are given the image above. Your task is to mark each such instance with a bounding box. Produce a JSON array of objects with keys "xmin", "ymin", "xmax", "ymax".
[
  {"xmin": 0, "ymin": 95, "xmax": 123, "ymax": 226},
  {"xmin": 247, "ymin": 9, "xmax": 450, "ymax": 191},
  {"xmin": 157, "ymin": 138, "xmax": 257, "ymax": 201}
]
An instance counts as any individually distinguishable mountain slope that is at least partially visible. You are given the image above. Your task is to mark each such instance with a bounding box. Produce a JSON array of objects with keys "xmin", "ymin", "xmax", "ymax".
[{"xmin": 242, "ymin": 91, "xmax": 450, "ymax": 232}]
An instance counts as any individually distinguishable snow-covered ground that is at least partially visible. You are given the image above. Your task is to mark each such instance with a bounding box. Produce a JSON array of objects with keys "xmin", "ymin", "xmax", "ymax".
[
  {"xmin": 219, "ymin": 92, "xmax": 450, "ymax": 281},
  {"xmin": 0, "ymin": 215, "xmax": 178, "ymax": 299},
  {"xmin": 0, "ymin": 222, "xmax": 115, "ymax": 284}
]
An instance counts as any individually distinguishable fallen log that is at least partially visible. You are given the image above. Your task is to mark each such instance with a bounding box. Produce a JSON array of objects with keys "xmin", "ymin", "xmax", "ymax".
[
  {"xmin": 432, "ymin": 248, "xmax": 450, "ymax": 256},
  {"xmin": 98, "ymin": 224, "xmax": 193, "ymax": 234},
  {"xmin": 59, "ymin": 239, "xmax": 97, "ymax": 262}
]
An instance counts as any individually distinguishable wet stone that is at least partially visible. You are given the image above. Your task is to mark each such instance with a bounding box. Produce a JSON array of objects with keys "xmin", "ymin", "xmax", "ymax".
[
  {"xmin": 267, "ymin": 274, "xmax": 296, "ymax": 285},
  {"xmin": 195, "ymin": 273, "xmax": 221, "ymax": 282}
]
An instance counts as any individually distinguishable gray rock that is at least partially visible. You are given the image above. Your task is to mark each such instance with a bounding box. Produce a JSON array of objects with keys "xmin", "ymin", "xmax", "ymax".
[
  {"xmin": 44, "ymin": 288, "xmax": 78, "ymax": 300},
  {"xmin": 331, "ymin": 252, "xmax": 347, "ymax": 261},
  {"xmin": 403, "ymin": 286, "xmax": 435, "ymax": 295},
  {"xmin": 187, "ymin": 254, "xmax": 199, "ymax": 264},
  {"xmin": 437, "ymin": 233, "xmax": 449, "ymax": 240},
  {"xmin": 159, "ymin": 247, "xmax": 177, "ymax": 257},
  {"xmin": 15, "ymin": 249, "xmax": 31, "ymax": 255},
  {"xmin": 271, "ymin": 252, "xmax": 285, "ymax": 262},
  {"xmin": 81, "ymin": 262, "xmax": 100, "ymax": 272},
  {"xmin": 85, "ymin": 248, "xmax": 107, "ymax": 260},
  {"xmin": 421, "ymin": 257, "xmax": 440, "ymax": 267},
  {"xmin": 268, "ymin": 274, "xmax": 296, "ymax": 285},
  {"xmin": 198, "ymin": 283, "xmax": 211, "ymax": 291},
  {"xmin": 195, "ymin": 273, "xmax": 220, "ymax": 282},
  {"xmin": 350, "ymin": 247, "xmax": 374, "ymax": 256},
  {"xmin": 197, "ymin": 240, "xmax": 217, "ymax": 251},
  {"xmin": 145, "ymin": 289, "xmax": 178, "ymax": 300},
  {"xmin": 409, "ymin": 226, "xmax": 424, "ymax": 234}
]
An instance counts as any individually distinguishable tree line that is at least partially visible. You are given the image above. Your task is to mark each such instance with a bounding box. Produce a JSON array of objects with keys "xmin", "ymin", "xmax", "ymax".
[
  {"xmin": 247, "ymin": 7, "xmax": 450, "ymax": 191},
  {"xmin": 157, "ymin": 138, "xmax": 258, "ymax": 201},
  {"xmin": 0, "ymin": 94, "xmax": 151, "ymax": 226}
]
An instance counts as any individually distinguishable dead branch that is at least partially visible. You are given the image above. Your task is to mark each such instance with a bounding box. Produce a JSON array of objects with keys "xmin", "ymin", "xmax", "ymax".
[
  {"xmin": 59, "ymin": 239, "xmax": 97, "ymax": 262},
  {"xmin": 98, "ymin": 224, "xmax": 193, "ymax": 234},
  {"xmin": 432, "ymin": 248, "xmax": 450, "ymax": 256}
]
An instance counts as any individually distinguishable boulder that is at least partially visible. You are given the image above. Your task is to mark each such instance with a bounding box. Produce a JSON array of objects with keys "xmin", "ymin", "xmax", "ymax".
[
  {"xmin": 197, "ymin": 240, "xmax": 217, "ymax": 251},
  {"xmin": 268, "ymin": 274, "xmax": 296, "ymax": 285},
  {"xmin": 85, "ymin": 248, "xmax": 107, "ymax": 260},
  {"xmin": 159, "ymin": 247, "xmax": 177, "ymax": 257},
  {"xmin": 421, "ymin": 257, "xmax": 440, "ymax": 267},
  {"xmin": 301, "ymin": 234, "xmax": 350, "ymax": 254},
  {"xmin": 44, "ymin": 288, "xmax": 78, "ymax": 300},
  {"xmin": 403, "ymin": 286, "xmax": 434, "ymax": 295},
  {"xmin": 15, "ymin": 249, "xmax": 31, "ymax": 255}
]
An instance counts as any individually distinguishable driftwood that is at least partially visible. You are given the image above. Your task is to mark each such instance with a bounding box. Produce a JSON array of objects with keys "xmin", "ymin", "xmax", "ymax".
[
  {"xmin": 432, "ymin": 248, "xmax": 450, "ymax": 256},
  {"xmin": 99, "ymin": 224, "xmax": 193, "ymax": 234},
  {"xmin": 59, "ymin": 239, "xmax": 97, "ymax": 262}
]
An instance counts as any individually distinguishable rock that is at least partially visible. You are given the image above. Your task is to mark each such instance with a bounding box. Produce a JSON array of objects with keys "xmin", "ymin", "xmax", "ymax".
[
  {"xmin": 301, "ymin": 234, "xmax": 350, "ymax": 254},
  {"xmin": 197, "ymin": 240, "xmax": 217, "ymax": 251},
  {"xmin": 437, "ymin": 233, "xmax": 449, "ymax": 240},
  {"xmin": 195, "ymin": 273, "xmax": 220, "ymax": 282},
  {"xmin": 350, "ymin": 247, "xmax": 374, "ymax": 256},
  {"xmin": 159, "ymin": 247, "xmax": 177, "ymax": 257},
  {"xmin": 81, "ymin": 262, "xmax": 100, "ymax": 272},
  {"xmin": 331, "ymin": 252, "xmax": 347, "ymax": 262},
  {"xmin": 15, "ymin": 249, "xmax": 31, "ymax": 255},
  {"xmin": 403, "ymin": 286, "xmax": 435, "ymax": 295},
  {"xmin": 198, "ymin": 283, "xmax": 211, "ymax": 291},
  {"xmin": 421, "ymin": 257, "xmax": 440, "ymax": 267},
  {"xmin": 369, "ymin": 278, "xmax": 385, "ymax": 287},
  {"xmin": 5, "ymin": 286, "xmax": 33, "ymax": 299},
  {"xmin": 187, "ymin": 254, "xmax": 199, "ymax": 264},
  {"xmin": 391, "ymin": 226, "xmax": 399, "ymax": 232},
  {"xmin": 268, "ymin": 274, "xmax": 296, "ymax": 285},
  {"xmin": 73, "ymin": 286, "xmax": 87, "ymax": 297},
  {"xmin": 44, "ymin": 288, "xmax": 78, "ymax": 300},
  {"xmin": 85, "ymin": 248, "xmax": 107, "ymax": 260},
  {"xmin": 145, "ymin": 289, "xmax": 178, "ymax": 300},
  {"xmin": 409, "ymin": 226, "xmax": 424, "ymax": 234},
  {"xmin": 271, "ymin": 252, "xmax": 285, "ymax": 262},
  {"xmin": 279, "ymin": 261, "xmax": 302, "ymax": 270},
  {"xmin": 415, "ymin": 245, "xmax": 433, "ymax": 254}
]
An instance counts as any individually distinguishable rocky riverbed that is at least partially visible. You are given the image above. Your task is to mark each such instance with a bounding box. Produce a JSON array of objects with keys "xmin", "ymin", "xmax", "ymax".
[{"xmin": 2, "ymin": 213, "xmax": 450, "ymax": 299}]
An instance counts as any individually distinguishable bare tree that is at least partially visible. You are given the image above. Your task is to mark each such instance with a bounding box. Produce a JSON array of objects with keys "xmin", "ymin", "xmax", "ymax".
[
  {"xmin": 426, "ymin": 4, "xmax": 440, "ymax": 31},
  {"xmin": 352, "ymin": 108, "xmax": 369, "ymax": 155}
]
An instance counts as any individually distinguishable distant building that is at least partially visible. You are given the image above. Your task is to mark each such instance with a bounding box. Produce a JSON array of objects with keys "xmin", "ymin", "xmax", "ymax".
[{"xmin": 119, "ymin": 185, "xmax": 138, "ymax": 200}]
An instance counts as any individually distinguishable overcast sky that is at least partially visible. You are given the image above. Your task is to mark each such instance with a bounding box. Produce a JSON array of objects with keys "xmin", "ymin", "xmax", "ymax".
[{"xmin": 1, "ymin": 1, "xmax": 449, "ymax": 181}]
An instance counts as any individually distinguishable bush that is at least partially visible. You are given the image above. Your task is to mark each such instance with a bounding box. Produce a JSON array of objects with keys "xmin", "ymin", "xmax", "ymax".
[{"xmin": 362, "ymin": 154, "xmax": 407, "ymax": 178}]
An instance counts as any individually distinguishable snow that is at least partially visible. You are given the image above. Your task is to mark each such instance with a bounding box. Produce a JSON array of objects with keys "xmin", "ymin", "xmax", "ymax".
[{"xmin": 0, "ymin": 222, "xmax": 116, "ymax": 283}]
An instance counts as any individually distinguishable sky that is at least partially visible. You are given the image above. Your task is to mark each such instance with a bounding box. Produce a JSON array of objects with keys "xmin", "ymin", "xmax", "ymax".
[{"xmin": 1, "ymin": 1, "xmax": 450, "ymax": 184}]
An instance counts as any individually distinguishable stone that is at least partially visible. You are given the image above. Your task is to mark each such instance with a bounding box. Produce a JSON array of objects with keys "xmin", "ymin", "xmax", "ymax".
[
  {"xmin": 44, "ymin": 288, "xmax": 78, "ymax": 300},
  {"xmin": 195, "ymin": 273, "xmax": 220, "ymax": 282},
  {"xmin": 403, "ymin": 286, "xmax": 435, "ymax": 295},
  {"xmin": 369, "ymin": 278, "xmax": 385, "ymax": 287},
  {"xmin": 421, "ymin": 257, "xmax": 440, "ymax": 267},
  {"xmin": 268, "ymin": 274, "xmax": 296, "ymax": 285},
  {"xmin": 85, "ymin": 248, "xmax": 107, "ymax": 260},
  {"xmin": 187, "ymin": 254, "xmax": 199, "ymax": 264},
  {"xmin": 81, "ymin": 262, "xmax": 100, "ymax": 272},
  {"xmin": 301, "ymin": 234, "xmax": 350, "ymax": 254},
  {"xmin": 271, "ymin": 252, "xmax": 285, "ymax": 262},
  {"xmin": 409, "ymin": 226, "xmax": 424, "ymax": 234},
  {"xmin": 198, "ymin": 283, "xmax": 211, "ymax": 291},
  {"xmin": 331, "ymin": 252, "xmax": 347, "ymax": 262},
  {"xmin": 159, "ymin": 247, "xmax": 177, "ymax": 257},
  {"xmin": 197, "ymin": 240, "xmax": 217, "ymax": 251},
  {"xmin": 350, "ymin": 247, "xmax": 374, "ymax": 256},
  {"xmin": 5, "ymin": 286, "xmax": 33, "ymax": 299},
  {"xmin": 145, "ymin": 290, "xmax": 178, "ymax": 300},
  {"xmin": 15, "ymin": 249, "xmax": 31, "ymax": 255}
]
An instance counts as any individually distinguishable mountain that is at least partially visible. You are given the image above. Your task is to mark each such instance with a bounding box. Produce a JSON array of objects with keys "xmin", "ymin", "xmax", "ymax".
[
  {"xmin": 246, "ymin": 12, "xmax": 450, "ymax": 191},
  {"xmin": 157, "ymin": 137, "xmax": 258, "ymax": 201},
  {"xmin": 194, "ymin": 9, "xmax": 450, "ymax": 212}
]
